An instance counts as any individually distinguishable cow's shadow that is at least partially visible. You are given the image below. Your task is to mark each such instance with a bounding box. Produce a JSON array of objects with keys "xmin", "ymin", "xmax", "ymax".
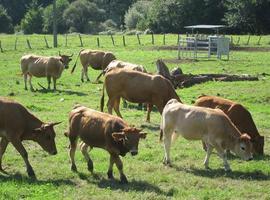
[
  {"xmin": 0, "ymin": 172, "xmax": 76, "ymax": 186},
  {"xmin": 34, "ymin": 88, "xmax": 87, "ymax": 96},
  {"xmin": 179, "ymin": 167, "xmax": 270, "ymax": 181}
]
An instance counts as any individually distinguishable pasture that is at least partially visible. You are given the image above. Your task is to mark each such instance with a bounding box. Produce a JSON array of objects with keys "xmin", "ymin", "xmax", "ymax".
[{"xmin": 0, "ymin": 34, "xmax": 270, "ymax": 199}]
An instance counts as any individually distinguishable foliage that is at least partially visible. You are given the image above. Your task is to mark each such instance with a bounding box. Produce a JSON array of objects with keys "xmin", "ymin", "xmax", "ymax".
[
  {"xmin": 63, "ymin": 0, "xmax": 105, "ymax": 33},
  {"xmin": 0, "ymin": 5, "xmax": 14, "ymax": 33},
  {"xmin": 42, "ymin": 0, "xmax": 69, "ymax": 34},
  {"xmin": 20, "ymin": 3, "xmax": 44, "ymax": 34}
]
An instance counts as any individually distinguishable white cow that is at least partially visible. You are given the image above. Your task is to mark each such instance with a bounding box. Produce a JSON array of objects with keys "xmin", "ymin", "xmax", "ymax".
[{"xmin": 160, "ymin": 99, "xmax": 253, "ymax": 171}]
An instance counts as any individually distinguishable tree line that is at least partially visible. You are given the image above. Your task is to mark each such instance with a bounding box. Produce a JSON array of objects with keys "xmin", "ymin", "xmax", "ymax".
[{"xmin": 0, "ymin": 0, "xmax": 269, "ymax": 35}]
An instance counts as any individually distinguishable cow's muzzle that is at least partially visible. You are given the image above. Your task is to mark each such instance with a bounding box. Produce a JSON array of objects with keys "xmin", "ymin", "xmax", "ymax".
[
  {"xmin": 248, "ymin": 157, "xmax": 253, "ymax": 161},
  {"xmin": 50, "ymin": 150, "xmax": 57, "ymax": 155},
  {"xmin": 130, "ymin": 151, "xmax": 138, "ymax": 156}
]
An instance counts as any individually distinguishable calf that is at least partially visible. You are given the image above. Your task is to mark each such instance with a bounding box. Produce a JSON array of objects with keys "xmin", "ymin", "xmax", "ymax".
[
  {"xmin": 100, "ymin": 67, "xmax": 181, "ymax": 122},
  {"xmin": 160, "ymin": 99, "xmax": 253, "ymax": 171},
  {"xmin": 20, "ymin": 52, "xmax": 73, "ymax": 91},
  {"xmin": 65, "ymin": 105, "xmax": 146, "ymax": 183},
  {"xmin": 194, "ymin": 95, "xmax": 264, "ymax": 155},
  {"xmin": 0, "ymin": 97, "xmax": 59, "ymax": 178}
]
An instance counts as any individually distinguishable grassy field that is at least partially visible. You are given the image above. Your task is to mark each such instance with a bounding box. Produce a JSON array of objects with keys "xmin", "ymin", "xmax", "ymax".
[{"xmin": 0, "ymin": 34, "xmax": 269, "ymax": 199}]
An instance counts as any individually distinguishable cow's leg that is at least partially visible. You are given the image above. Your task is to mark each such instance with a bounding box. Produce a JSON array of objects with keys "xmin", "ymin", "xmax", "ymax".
[
  {"xmin": 52, "ymin": 77, "xmax": 57, "ymax": 91},
  {"xmin": 203, "ymin": 143, "xmax": 213, "ymax": 169},
  {"xmin": 69, "ymin": 136, "xmax": 78, "ymax": 172},
  {"xmin": 10, "ymin": 138, "xmax": 35, "ymax": 178},
  {"xmin": 113, "ymin": 154, "xmax": 128, "ymax": 184},
  {"xmin": 107, "ymin": 153, "xmax": 115, "ymax": 179},
  {"xmin": 113, "ymin": 97, "xmax": 123, "ymax": 118},
  {"xmin": 81, "ymin": 68, "xmax": 85, "ymax": 82},
  {"xmin": 80, "ymin": 142, "xmax": 93, "ymax": 173},
  {"xmin": 0, "ymin": 138, "xmax": 9, "ymax": 171},
  {"xmin": 84, "ymin": 67, "xmax": 90, "ymax": 82},
  {"xmin": 215, "ymin": 146, "xmax": 231, "ymax": 171},
  {"xmin": 47, "ymin": 76, "xmax": 51, "ymax": 90},
  {"xmin": 146, "ymin": 104, "xmax": 153, "ymax": 122},
  {"xmin": 23, "ymin": 74, "xmax": 28, "ymax": 90},
  {"xmin": 163, "ymin": 127, "xmax": 173, "ymax": 166},
  {"xmin": 28, "ymin": 75, "xmax": 34, "ymax": 92},
  {"xmin": 107, "ymin": 97, "xmax": 116, "ymax": 115}
]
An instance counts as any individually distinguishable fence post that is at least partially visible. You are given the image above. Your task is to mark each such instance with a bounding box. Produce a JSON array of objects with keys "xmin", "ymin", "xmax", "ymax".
[
  {"xmin": 26, "ymin": 39, "xmax": 32, "ymax": 49},
  {"xmin": 163, "ymin": 34, "xmax": 166, "ymax": 45},
  {"xmin": 246, "ymin": 35, "xmax": 251, "ymax": 45},
  {"xmin": 257, "ymin": 35, "xmax": 262, "ymax": 45},
  {"xmin": 97, "ymin": 37, "xmax": 100, "ymax": 47},
  {"xmin": 110, "ymin": 34, "xmax": 115, "ymax": 46},
  {"xmin": 136, "ymin": 34, "xmax": 141, "ymax": 45},
  {"xmin": 14, "ymin": 37, "xmax": 18, "ymax": 50},
  {"xmin": 237, "ymin": 37, "xmax": 240, "ymax": 45},
  {"xmin": 79, "ymin": 34, "xmax": 83, "ymax": 47},
  {"xmin": 151, "ymin": 33, "xmax": 154, "ymax": 45},
  {"xmin": 122, "ymin": 35, "xmax": 126, "ymax": 46},
  {"xmin": 65, "ymin": 34, "xmax": 68, "ymax": 47},
  {"xmin": 44, "ymin": 36, "xmax": 49, "ymax": 48},
  {"xmin": 177, "ymin": 34, "xmax": 180, "ymax": 45},
  {"xmin": 230, "ymin": 36, "xmax": 233, "ymax": 45},
  {"xmin": 0, "ymin": 41, "xmax": 3, "ymax": 52}
]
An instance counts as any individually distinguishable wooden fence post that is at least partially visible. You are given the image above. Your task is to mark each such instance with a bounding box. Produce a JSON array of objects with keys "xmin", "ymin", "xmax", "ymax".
[
  {"xmin": 136, "ymin": 34, "xmax": 141, "ymax": 45},
  {"xmin": 177, "ymin": 34, "xmax": 180, "ymax": 45},
  {"xmin": 257, "ymin": 36, "xmax": 262, "ymax": 45},
  {"xmin": 122, "ymin": 35, "xmax": 126, "ymax": 46},
  {"xmin": 163, "ymin": 34, "xmax": 166, "ymax": 45},
  {"xmin": 14, "ymin": 37, "xmax": 18, "ymax": 50},
  {"xmin": 26, "ymin": 39, "xmax": 32, "ymax": 49},
  {"xmin": 97, "ymin": 37, "xmax": 100, "ymax": 47},
  {"xmin": 230, "ymin": 36, "xmax": 233, "ymax": 45},
  {"xmin": 44, "ymin": 36, "xmax": 49, "ymax": 48},
  {"xmin": 246, "ymin": 35, "xmax": 251, "ymax": 45},
  {"xmin": 79, "ymin": 34, "xmax": 83, "ymax": 47},
  {"xmin": 110, "ymin": 34, "xmax": 115, "ymax": 46},
  {"xmin": 237, "ymin": 37, "xmax": 240, "ymax": 45},
  {"xmin": 0, "ymin": 41, "xmax": 3, "ymax": 52},
  {"xmin": 151, "ymin": 33, "xmax": 154, "ymax": 45},
  {"xmin": 65, "ymin": 34, "xmax": 68, "ymax": 47}
]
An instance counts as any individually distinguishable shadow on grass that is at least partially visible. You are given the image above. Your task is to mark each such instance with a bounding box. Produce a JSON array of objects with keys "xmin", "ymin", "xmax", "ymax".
[
  {"xmin": 0, "ymin": 172, "xmax": 76, "ymax": 186},
  {"xmin": 140, "ymin": 123, "xmax": 160, "ymax": 132},
  {"xmin": 34, "ymin": 88, "xmax": 87, "ymax": 96},
  {"xmin": 183, "ymin": 167, "xmax": 270, "ymax": 181}
]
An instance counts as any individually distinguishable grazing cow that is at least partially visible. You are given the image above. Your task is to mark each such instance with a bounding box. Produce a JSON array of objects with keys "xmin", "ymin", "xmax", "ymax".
[
  {"xmin": 100, "ymin": 68, "xmax": 181, "ymax": 122},
  {"xmin": 160, "ymin": 99, "xmax": 253, "ymax": 171},
  {"xmin": 71, "ymin": 49, "xmax": 116, "ymax": 82},
  {"xmin": 96, "ymin": 60, "xmax": 147, "ymax": 81},
  {"xmin": 20, "ymin": 52, "xmax": 73, "ymax": 91},
  {"xmin": 194, "ymin": 95, "xmax": 264, "ymax": 155},
  {"xmin": 65, "ymin": 105, "xmax": 146, "ymax": 183},
  {"xmin": 0, "ymin": 97, "xmax": 59, "ymax": 178}
]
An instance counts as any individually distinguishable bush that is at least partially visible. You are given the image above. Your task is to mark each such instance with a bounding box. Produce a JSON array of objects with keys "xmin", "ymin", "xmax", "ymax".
[{"xmin": 0, "ymin": 5, "xmax": 14, "ymax": 33}]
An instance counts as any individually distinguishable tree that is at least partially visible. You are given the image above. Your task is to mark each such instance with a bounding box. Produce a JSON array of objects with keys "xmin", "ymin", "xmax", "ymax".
[
  {"xmin": 63, "ymin": 0, "xmax": 105, "ymax": 33},
  {"xmin": 20, "ymin": 1, "xmax": 44, "ymax": 34},
  {"xmin": 42, "ymin": 0, "xmax": 69, "ymax": 33},
  {"xmin": 124, "ymin": 0, "xmax": 152, "ymax": 30},
  {"xmin": 0, "ymin": 5, "xmax": 14, "ymax": 33}
]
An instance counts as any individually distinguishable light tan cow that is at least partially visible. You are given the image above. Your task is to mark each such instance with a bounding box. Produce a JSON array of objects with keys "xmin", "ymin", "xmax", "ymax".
[
  {"xmin": 0, "ymin": 97, "xmax": 60, "ymax": 178},
  {"xmin": 160, "ymin": 99, "xmax": 253, "ymax": 171},
  {"xmin": 71, "ymin": 49, "xmax": 116, "ymax": 82},
  {"xmin": 20, "ymin": 52, "xmax": 73, "ymax": 91}
]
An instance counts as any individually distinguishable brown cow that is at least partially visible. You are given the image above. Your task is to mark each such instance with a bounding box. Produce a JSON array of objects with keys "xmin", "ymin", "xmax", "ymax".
[
  {"xmin": 194, "ymin": 95, "xmax": 264, "ymax": 155},
  {"xmin": 65, "ymin": 105, "xmax": 146, "ymax": 183},
  {"xmin": 0, "ymin": 97, "xmax": 60, "ymax": 178},
  {"xmin": 160, "ymin": 99, "xmax": 253, "ymax": 171},
  {"xmin": 20, "ymin": 52, "xmax": 73, "ymax": 91},
  {"xmin": 100, "ymin": 68, "xmax": 181, "ymax": 122},
  {"xmin": 71, "ymin": 49, "xmax": 116, "ymax": 82}
]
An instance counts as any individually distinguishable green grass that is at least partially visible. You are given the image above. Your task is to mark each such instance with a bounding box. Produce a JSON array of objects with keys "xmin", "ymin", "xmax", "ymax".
[{"xmin": 0, "ymin": 34, "xmax": 270, "ymax": 199}]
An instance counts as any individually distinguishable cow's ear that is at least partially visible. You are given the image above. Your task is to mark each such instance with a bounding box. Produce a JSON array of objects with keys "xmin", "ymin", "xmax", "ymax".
[
  {"xmin": 139, "ymin": 132, "xmax": 147, "ymax": 139},
  {"xmin": 112, "ymin": 132, "xmax": 125, "ymax": 142}
]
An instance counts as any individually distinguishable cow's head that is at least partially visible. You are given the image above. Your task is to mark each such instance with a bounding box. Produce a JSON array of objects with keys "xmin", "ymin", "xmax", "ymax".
[
  {"xmin": 112, "ymin": 127, "xmax": 147, "ymax": 156},
  {"xmin": 32, "ymin": 122, "xmax": 61, "ymax": 155},
  {"xmin": 59, "ymin": 51, "xmax": 73, "ymax": 69},
  {"xmin": 251, "ymin": 135, "xmax": 264, "ymax": 155},
  {"xmin": 235, "ymin": 133, "xmax": 253, "ymax": 161}
]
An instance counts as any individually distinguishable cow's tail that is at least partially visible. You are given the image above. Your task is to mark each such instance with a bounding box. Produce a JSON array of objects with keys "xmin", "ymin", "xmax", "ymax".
[
  {"xmin": 100, "ymin": 82, "xmax": 105, "ymax": 112},
  {"xmin": 71, "ymin": 49, "xmax": 83, "ymax": 74}
]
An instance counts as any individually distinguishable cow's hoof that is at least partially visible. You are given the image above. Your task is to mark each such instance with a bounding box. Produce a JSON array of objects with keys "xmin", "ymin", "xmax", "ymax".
[
  {"xmin": 120, "ymin": 175, "xmax": 128, "ymax": 184},
  {"xmin": 87, "ymin": 160, "xmax": 93, "ymax": 173},
  {"xmin": 163, "ymin": 158, "xmax": 172, "ymax": 167},
  {"xmin": 71, "ymin": 164, "xmax": 77, "ymax": 172},
  {"xmin": 24, "ymin": 88, "xmax": 28, "ymax": 91},
  {"xmin": 81, "ymin": 79, "xmax": 84, "ymax": 83},
  {"xmin": 107, "ymin": 170, "xmax": 114, "ymax": 179},
  {"xmin": 86, "ymin": 79, "xmax": 90, "ymax": 82},
  {"xmin": 27, "ymin": 168, "xmax": 36, "ymax": 179}
]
